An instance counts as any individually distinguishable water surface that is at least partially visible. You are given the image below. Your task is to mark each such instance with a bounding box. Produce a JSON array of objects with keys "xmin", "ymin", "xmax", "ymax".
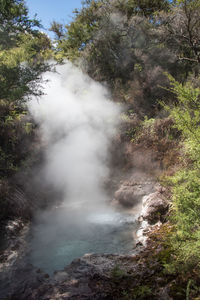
[{"xmin": 29, "ymin": 204, "xmax": 138, "ymax": 275}]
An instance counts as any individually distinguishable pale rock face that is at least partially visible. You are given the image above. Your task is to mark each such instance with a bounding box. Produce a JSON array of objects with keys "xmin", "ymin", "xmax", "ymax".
[
  {"xmin": 136, "ymin": 185, "xmax": 169, "ymax": 246},
  {"xmin": 142, "ymin": 192, "xmax": 169, "ymax": 224}
]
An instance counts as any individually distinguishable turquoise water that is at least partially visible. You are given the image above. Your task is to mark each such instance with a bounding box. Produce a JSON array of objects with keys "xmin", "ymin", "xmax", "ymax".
[{"xmin": 29, "ymin": 205, "xmax": 138, "ymax": 275}]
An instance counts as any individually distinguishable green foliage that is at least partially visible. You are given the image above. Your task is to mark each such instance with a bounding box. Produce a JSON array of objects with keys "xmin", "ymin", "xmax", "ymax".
[
  {"xmin": 143, "ymin": 116, "xmax": 156, "ymax": 129},
  {"xmin": 52, "ymin": 0, "xmax": 186, "ymax": 115},
  {"xmin": 166, "ymin": 168, "xmax": 200, "ymax": 271},
  {"xmin": 165, "ymin": 75, "xmax": 200, "ymax": 161},
  {"xmin": 0, "ymin": 0, "xmax": 52, "ymax": 220},
  {"xmin": 0, "ymin": 0, "xmax": 52, "ymax": 102},
  {"xmin": 114, "ymin": 0, "xmax": 170, "ymax": 18},
  {"xmin": 121, "ymin": 284, "xmax": 154, "ymax": 300},
  {"xmin": 111, "ymin": 265, "xmax": 127, "ymax": 281},
  {"xmin": 0, "ymin": 0, "xmax": 40, "ymax": 50},
  {"xmin": 164, "ymin": 77, "xmax": 200, "ymax": 274},
  {"xmin": 50, "ymin": 0, "xmax": 102, "ymax": 60},
  {"xmin": 132, "ymin": 285, "xmax": 153, "ymax": 299},
  {"xmin": 49, "ymin": 0, "xmax": 200, "ymax": 116},
  {"xmin": 0, "ymin": 30, "xmax": 52, "ymax": 102}
]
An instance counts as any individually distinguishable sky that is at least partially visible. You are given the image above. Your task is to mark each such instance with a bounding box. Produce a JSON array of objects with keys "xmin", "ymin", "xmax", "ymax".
[{"xmin": 26, "ymin": 0, "xmax": 84, "ymax": 38}]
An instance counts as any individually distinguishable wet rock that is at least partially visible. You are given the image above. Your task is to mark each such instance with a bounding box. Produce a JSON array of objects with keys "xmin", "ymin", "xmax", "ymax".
[
  {"xmin": 5, "ymin": 218, "xmax": 25, "ymax": 236},
  {"xmin": 1, "ymin": 237, "xmax": 174, "ymax": 300},
  {"xmin": 142, "ymin": 192, "xmax": 169, "ymax": 224},
  {"xmin": 136, "ymin": 183, "xmax": 170, "ymax": 246},
  {"xmin": 8, "ymin": 254, "xmax": 135, "ymax": 300},
  {"xmin": 0, "ymin": 219, "xmax": 31, "ymax": 300}
]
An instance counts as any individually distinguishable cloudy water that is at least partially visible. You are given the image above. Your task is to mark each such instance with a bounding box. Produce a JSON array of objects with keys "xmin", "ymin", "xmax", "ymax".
[{"xmin": 29, "ymin": 205, "xmax": 138, "ymax": 275}]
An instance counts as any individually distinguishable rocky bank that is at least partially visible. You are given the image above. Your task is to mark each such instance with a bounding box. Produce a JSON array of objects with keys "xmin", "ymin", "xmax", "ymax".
[{"xmin": 0, "ymin": 175, "xmax": 170, "ymax": 300}]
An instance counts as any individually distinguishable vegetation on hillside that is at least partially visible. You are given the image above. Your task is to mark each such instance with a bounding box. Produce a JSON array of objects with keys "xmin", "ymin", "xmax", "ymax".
[
  {"xmin": 0, "ymin": 0, "xmax": 52, "ymax": 221},
  {"xmin": 50, "ymin": 0, "xmax": 200, "ymax": 115}
]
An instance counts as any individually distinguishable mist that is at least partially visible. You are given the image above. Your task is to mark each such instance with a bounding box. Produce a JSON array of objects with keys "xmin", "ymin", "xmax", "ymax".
[
  {"xmin": 29, "ymin": 61, "xmax": 120, "ymax": 210},
  {"xmin": 27, "ymin": 62, "xmax": 139, "ymax": 273}
]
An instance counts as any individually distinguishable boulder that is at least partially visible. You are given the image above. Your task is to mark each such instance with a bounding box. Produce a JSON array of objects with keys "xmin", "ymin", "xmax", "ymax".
[
  {"xmin": 142, "ymin": 192, "xmax": 169, "ymax": 224},
  {"xmin": 114, "ymin": 180, "xmax": 154, "ymax": 207}
]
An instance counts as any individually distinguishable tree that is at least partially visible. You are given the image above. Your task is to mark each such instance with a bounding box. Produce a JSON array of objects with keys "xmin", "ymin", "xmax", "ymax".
[
  {"xmin": 114, "ymin": 0, "xmax": 170, "ymax": 18},
  {"xmin": 0, "ymin": 0, "xmax": 52, "ymax": 178},
  {"xmin": 0, "ymin": 0, "xmax": 40, "ymax": 50},
  {"xmin": 159, "ymin": 0, "xmax": 200, "ymax": 74},
  {"xmin": 50, "ymin": 0, "xmax": 102, "ymax": 60},
  {"xmin": 51, "ymin": 0, "xmax": 186, "ymax": 116}
]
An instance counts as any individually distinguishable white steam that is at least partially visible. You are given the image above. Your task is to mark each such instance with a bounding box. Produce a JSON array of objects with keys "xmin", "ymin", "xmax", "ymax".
[{"xmin": 29, "ymin": 62, "xmax": 120, "ymax": 208}]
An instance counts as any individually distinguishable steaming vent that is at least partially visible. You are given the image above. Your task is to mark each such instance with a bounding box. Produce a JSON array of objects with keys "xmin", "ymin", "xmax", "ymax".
[
  {"xmin": 28, "ymin": 62, "xmax": 139, "ymax": 275},
  {"xmin": 29, "ymin": 61, "xmax": 120, "ymax": 207}
]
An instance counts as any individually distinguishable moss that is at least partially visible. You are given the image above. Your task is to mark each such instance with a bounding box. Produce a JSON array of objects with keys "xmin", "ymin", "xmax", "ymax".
[
  {"xmin": 131, "ymin": 285, "xmax": 154, "ymax": 299},
  {"xmin": 111, "ymin": 265, "xmax": 128, "ymax": 282}
]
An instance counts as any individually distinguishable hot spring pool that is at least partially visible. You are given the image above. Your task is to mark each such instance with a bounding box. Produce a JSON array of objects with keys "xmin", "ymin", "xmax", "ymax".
[{"xmin": 28, "ymin": 205, "xmax": 139, "ymax": 275}]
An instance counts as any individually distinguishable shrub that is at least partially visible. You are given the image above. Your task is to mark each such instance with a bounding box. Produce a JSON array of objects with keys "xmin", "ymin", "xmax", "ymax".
[{"xmin": 164, "ymin": 77, "xmax": 200, "ymax": 274}]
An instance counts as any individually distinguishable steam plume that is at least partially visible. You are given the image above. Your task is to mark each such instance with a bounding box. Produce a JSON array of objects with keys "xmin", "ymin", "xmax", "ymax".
[{"xmin": 29, "ymin": 62, "xmax": 120, "ymax": 208}]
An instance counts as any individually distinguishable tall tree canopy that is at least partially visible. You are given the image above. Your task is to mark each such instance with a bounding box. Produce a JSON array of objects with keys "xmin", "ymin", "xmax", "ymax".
[
  {"xmin": 50, "ymin": 0, "xmax": 199, "ymax": 115},
  {"xmin": 0, "ymin": 0, "xmax": 52, "ymax": 179}
]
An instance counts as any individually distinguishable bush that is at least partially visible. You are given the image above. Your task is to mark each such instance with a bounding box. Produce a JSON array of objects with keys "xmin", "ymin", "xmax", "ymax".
[{"xmin": 164, "ymin": 77, "xmax": 200, "ymax": 274}]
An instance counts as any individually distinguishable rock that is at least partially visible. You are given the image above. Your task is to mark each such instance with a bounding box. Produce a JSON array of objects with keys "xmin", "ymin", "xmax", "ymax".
[
  {"xmin": 142, "ymin": 192, "xmax": 169, "ymax": 224},
  {"xmin": 6, "ymin": 218, "xmax": 25, "ymax": 236},
  {"xmin": 114, "ymin": 185, "xmax": 143, "ymax": 207},
  {"xmin": 114, "ymin": 180, "xmax": 155, "ymax": 207},
  {"xmin": 155, "ymin": 183, "xmax": 166, "ymax": 194},
  {"xmin": 158, "ymin": 286, "xmax": 173, "ymax": 300}
]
